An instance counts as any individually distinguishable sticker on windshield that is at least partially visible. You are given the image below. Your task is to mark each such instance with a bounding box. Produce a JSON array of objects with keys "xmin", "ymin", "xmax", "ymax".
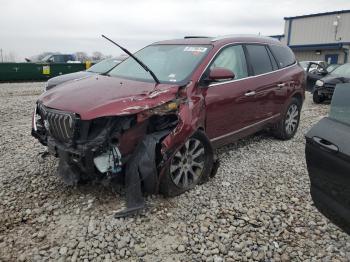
[{"xmin": 184, "ymin": 46, "xmax": 207, "ymax": 53}]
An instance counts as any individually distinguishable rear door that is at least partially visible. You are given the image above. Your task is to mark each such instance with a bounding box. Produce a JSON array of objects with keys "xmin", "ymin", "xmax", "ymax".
[
  {"xmin": 305, "ymin": 83, "xmax": 350, "ymax": 234},
  {"xmin": 268, "ymin": 44, "xmax": 300, "ymax": 112},
  {"xmin": 244, "ymin": 44, "xmax": 281, "ymax": 123}
]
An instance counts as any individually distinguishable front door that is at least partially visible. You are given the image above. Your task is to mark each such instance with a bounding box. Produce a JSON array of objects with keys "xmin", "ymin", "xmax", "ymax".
[
  {"xmin": 305, "ymin": 84, "xmax": 350, "ymax": 234},
  {"xmin": 200, "ymin": 44, "xmax": 258, "ymax": 140}
]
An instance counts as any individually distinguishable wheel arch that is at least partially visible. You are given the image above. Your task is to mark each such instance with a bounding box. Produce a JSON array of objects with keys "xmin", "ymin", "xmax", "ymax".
[{"xmin": 292, "ymin": 92, "xmax": 303, "ymax": 105}]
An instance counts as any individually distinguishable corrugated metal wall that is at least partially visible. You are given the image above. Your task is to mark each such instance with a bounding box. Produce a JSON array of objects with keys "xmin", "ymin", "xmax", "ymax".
[
  {"xmin": 289, "ymin": 12, "xmax": 350, "ymax": 45},
  {"xmin": 294, "ymin": 50, "xmax": 345, "ymax": 63}
]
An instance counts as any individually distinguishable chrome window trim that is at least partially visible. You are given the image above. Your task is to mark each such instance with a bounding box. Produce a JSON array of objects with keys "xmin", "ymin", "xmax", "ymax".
[
  {"xmin": 210, "ymin": 113, "xmax": 280, "ymax": 142},
  {"xmin": 198, "ymin": 41, "xmax": 297, "ymax": 88}
]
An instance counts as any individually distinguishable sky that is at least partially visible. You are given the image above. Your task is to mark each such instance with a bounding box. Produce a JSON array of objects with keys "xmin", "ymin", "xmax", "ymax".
[{"xmin": 0, "ymin": 0, "xmax": 349, "ymax": 61}]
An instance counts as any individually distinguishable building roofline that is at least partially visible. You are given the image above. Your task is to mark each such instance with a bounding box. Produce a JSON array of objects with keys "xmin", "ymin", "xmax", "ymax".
[
  {"xmin": 288, "ymin": 42, "xmax": 350, "ymax": 51},
  {"xmin": 284, "ymin": 9, "xmax": 350, "ymax": 20}
]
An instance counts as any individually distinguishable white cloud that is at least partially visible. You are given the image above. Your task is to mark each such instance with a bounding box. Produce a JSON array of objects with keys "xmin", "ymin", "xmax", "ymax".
[{"xmin": 0, "ymin": 0, "xmax": 349, "ymax": 60}]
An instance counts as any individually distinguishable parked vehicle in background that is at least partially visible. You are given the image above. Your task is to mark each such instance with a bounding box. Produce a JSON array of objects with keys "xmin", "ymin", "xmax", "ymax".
[
  {"xmin": 299, "ymin": 61, "xmax": 328, "ymax": 72},
  {"xmin": 306, "ymin": 63, "xmax": 341, "ymax": 91},
  {"xmin": 326, "ymin": 64, "xmax": 341, "ymax": 73},
  {"xmin": 32, "ymin": 35, "xmax": 305, "ymax": 216},
  {"xmin": 312, "ymin": 63, "xmax": 350, "ymax": 103},
  {"xmin": 306, "ymin": 83, "xmax": 350, "ymax": 235},
  {"xmin": 40, "ymin": 54, "xmax": 78, "ymax": 63},
  {"xmin": 45, "ymin": 57, "xmax": 123, "ymax": 91}
]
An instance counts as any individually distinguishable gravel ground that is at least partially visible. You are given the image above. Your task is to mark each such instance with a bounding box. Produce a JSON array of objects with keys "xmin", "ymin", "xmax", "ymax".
[{"xmin": 0, "ymin": 82, "xmax": 349, "ymax": 262}]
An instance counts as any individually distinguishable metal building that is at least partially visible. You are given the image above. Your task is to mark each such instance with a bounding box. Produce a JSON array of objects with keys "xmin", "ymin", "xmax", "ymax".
[{"xmin": 273, "ymin": 10, "xmax": 350, "ymax": 64}]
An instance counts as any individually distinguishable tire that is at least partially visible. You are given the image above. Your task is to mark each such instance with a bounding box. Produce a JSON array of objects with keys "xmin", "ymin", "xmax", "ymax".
[
  {"xmin": 159, "ymin": 130, "xmax": 214, "ymax": 197},
  {"xmin": 272, "ymin": 97, "xmax": 301, "ymax": 140},
  {"xmin": 313, "ymin": 91, "xmax": 325, "ymax": 104}
]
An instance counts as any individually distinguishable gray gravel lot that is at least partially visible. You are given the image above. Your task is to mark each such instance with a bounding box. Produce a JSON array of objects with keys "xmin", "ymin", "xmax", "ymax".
[{"xmin": 0, "ymin": 82, "xmax": 349, "ymax": 262}]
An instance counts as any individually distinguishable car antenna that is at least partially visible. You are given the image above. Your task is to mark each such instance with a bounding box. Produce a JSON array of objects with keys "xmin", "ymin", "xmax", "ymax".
[{"xmin": 101, "ymin": 34, "xmax": 160, "ymax": 85}]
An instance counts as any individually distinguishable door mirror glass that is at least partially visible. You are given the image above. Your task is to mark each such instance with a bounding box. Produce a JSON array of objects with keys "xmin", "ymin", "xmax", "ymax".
[{"xmin": 209, "ymin": 67, "xmax": 235, "ymax": 81}]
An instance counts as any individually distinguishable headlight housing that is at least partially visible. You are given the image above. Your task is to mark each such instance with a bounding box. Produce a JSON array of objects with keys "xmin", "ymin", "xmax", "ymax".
[
  {"xmin": 316, "ymin": 80, "xmax": 324, "ymax": 87},
  {"xmin": 136, "ymin": 99, "xmax": 183, "ymax": 122},
  {"xmin": 148, "ymin": 100, "xmax": 181, "ymax": 115},
  {"xmin": 43, "ymin": 81, "xmax": 49, "ymax": 92}
]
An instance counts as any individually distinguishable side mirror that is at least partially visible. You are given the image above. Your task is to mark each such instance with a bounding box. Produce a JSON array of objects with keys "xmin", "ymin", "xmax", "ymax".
[{"xmin": 209, "ymin": 67, "xmax": 235, "ymax": 81}]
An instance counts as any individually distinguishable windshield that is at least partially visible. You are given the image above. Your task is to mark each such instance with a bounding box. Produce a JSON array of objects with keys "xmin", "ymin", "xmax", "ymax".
[
  {"xmin": 108, "ymin": 44, "xmax": 212, "ymax": 84},
  {"xmin": 326, "ymin": 64, "xmax": 339, "ymax": 72},
  {"xmin": 87, "ymin": 58, "xmax": 121, "ymax": 73},
  {"xmin": 331, "ymin": 63, "xmax": 350, "ymax": 77}
]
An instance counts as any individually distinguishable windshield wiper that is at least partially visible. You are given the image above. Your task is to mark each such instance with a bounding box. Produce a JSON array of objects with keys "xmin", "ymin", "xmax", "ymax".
[{"xmin": 102, "ymin": 35, "xmax": 160, "ymax": 84}]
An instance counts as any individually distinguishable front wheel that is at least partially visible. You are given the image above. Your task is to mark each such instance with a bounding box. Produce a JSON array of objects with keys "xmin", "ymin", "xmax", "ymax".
[
  {"xmin": 313, "ymin": 91, "xmax": 325, "ymax": 104},
  {"xmin": 272, "ymin": 97, "xmax": 301, "ymax": 140},
  {"xmin": 159, "ymin": 131, "xmax": 214, "ymax": 197}
]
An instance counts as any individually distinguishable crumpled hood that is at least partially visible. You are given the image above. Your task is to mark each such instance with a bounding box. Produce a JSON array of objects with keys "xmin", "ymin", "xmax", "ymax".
[{"xmin": 39, "ymin": 75, "xmax": 179, "ymax": 120}]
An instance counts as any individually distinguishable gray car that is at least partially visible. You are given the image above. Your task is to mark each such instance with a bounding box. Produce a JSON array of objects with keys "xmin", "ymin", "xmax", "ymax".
[{"xmin": 45, "ymin": 57, "xmax": 123, "ymax": 91}]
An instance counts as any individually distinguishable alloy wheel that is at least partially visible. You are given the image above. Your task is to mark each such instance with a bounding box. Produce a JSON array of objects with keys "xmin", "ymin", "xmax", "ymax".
[
  {"xmin": 285, "ymin": 104, "xmax": 299, "ymax": 135},
  {"xmin": 170, "ymin": 138, "xmax": 205, "ymax": 189}
]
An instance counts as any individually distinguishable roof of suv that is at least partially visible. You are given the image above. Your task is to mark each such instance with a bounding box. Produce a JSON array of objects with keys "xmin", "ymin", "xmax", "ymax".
[{"xmin": 154, "ymin": 35, "xmax": 282, "ymax": 47}]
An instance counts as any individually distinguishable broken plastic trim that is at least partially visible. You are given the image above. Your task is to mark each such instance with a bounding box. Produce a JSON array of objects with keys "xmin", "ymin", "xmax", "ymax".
[{"xmin": 114, "ymin": 130, "xmax": 170, "ymax": 218}]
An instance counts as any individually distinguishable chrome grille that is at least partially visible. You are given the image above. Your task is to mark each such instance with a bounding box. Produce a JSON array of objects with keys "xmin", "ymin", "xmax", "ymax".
[{"xmin": 38, "ymin": 104, "xmax": 77, "ymax": 142}]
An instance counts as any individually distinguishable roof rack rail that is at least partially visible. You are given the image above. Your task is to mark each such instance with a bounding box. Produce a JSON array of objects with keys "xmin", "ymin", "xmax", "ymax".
[
  {"xmin": 211, "ymin": 34, "xmax": 274, "ymax": 42},
  {"xmin": 184, "ymin": 36, "xmax": 211, "ymax": 39}
]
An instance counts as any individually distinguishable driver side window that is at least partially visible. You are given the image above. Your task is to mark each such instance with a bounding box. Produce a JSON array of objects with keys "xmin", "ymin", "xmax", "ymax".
[{"xmin": 210, "ymin": 45, "xmax": 248, "ymax": 80}]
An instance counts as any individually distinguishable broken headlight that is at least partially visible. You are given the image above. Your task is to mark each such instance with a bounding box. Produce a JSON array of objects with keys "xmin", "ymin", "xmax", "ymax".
[
  {"xmin": 148, "ymin": 100, "xmax": 181, "ymax": 115},
  {"xmin": 33, "ymin": 104, "xmax": 44, "ymax": 132},
  {"xmin": 93, "ymin": 145, "xmax": 122, "ymax": 174},
  {"xmin": 137, "ymin": 99, "xmax": 183, "ymax": 122}
]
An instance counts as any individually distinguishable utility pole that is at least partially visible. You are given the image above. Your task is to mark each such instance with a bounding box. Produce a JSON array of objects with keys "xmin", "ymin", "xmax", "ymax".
[{"xmin": 0, "ymin": 48, "xmax": 3, "ymax": 63}]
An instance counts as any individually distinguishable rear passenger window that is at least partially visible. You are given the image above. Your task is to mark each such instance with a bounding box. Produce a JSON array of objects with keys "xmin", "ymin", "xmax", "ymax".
[
  {"xmin": 245, "ymin": 45, "xmax": 273, "ymax": 75},
  {"xmin": 269, "ymin": 45, "xmax": 296, "ymax": 68},
  {"xmin": 209, "ymin": 45, "xmax": 248, "ymax": 80}
]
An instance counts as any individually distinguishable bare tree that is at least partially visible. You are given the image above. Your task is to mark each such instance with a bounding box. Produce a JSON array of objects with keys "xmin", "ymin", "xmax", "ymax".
[
  {"xmin": 75, "ymin": 52, "xmax": 89, "ymax": 62},
  {"xmin": 1, "ymin": 51, "xmax": 18, "ymax": 62},
  {"xmin": 92, "ymin": 51, "xmax": 103, "ymax": 61}
]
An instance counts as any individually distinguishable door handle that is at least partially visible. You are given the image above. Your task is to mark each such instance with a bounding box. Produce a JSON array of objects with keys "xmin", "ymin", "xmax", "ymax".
[
  {"xmin": 245, "ymin": 91, "xmax": 256, "ymax": 97},
  {"xmin": 312, "ymin": 136, "xmax": 339, "ymax": 152},
  {"xmin": 277, "ymin": 83, "xmax": 286, "ymax": 88}
]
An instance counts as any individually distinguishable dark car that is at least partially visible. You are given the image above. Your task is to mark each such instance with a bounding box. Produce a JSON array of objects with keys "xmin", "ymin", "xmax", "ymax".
[
  {"xmin": 32, "ymin": 35, "xmax": 305, "ymax": 216},
  {"xmin": 313, "ymin": 63, "xmax": 350, "ymax": 103},
  {"xmin": 41, "ymin": 54, "xmax": 77, "ymax": 63},
  {"xmin": 305, "ymin": 83, "xmax": 350, "ymax": 234},
  {"xmin": 45, "ymin": 57, "xmax": 123, "ymax": 91},
  {"xmin": 305, "ymin": 63, "xmax": 341, "ymax": 91}
]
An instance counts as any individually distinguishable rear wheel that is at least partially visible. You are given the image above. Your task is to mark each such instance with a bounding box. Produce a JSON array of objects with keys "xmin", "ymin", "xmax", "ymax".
[
  {"xmin": 159, "ymin": 131, "xmax": 214, "ymax": 197},
  {"xmin": 313, "ymin": 91, "xmax": 325, "ymax": 104},
  {"xmin": 272, "ymin": 97, "xmax": 301, "ymax": 140}
]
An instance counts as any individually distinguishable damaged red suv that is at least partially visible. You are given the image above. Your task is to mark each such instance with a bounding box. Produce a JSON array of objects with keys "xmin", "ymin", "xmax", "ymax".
[{"xmin": 32, "ymin": 35, "xmax": 305, "ymax": 215}]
